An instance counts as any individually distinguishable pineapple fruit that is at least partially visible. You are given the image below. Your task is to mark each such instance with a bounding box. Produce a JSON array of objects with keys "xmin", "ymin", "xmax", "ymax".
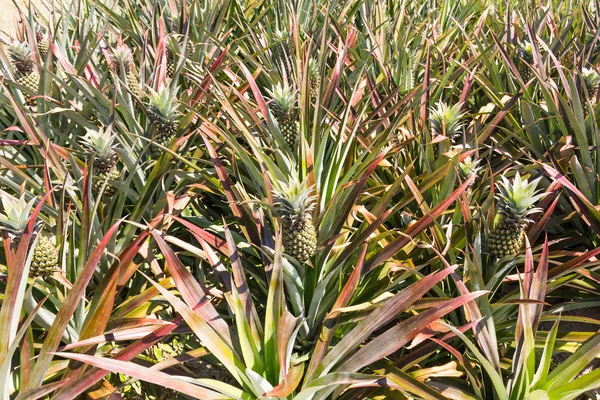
[
  {"xmin": 7, "ymin": 40, "xmax": 39, "ymax": 105},
  {"xmin": 82, "ymin": 128, "xmax": 121, "ymax": 197},
  {"xmin": 0, "ymin": 193, "xmax": 58, "ymax": 279},
  {"xmin": 166, "ymin": 36, "xmax": 194, "ymax": 79},
  {"xmin": 429, "ymin": 101, "xmax": 464, "ymax": 157},
  {"xmin": 268, "ymin": 83, "xmax": 299, "ymax": 149},
  {"xmin": 309, "ymin": 58, "xmax": 320, "ymax": 103},
  {"xmin": 274, "ymin": 181, "xmax": 317, "ymax": 263},
  {"xmin": 458, "ymin": 156, "xmax": 482, "ymax": 197},
  {"xmin": 582, "ymin": 67, "xmax": 599, "ymax": 118},
  {"xmin": 35, "ymin": 24, "xmax": 49, "ymax": 60},
  {"xmin": 110, "ymin": 44, "xmax": 141, "ymax": 97},
  {"xmin": 147, "ymin": 86, "xmax": 180, "ymax": 157},
  {"xmin": 486, "ymin": 173, "xmax": 544, "ymax": 258},
  {"xmin": 517, "ymin": 41, "xmax": 534, "ymax": 82}
]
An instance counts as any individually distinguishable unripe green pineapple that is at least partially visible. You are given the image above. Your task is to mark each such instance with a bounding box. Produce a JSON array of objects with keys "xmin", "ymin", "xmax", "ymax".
[
  {"xmin": 309, "ymin": 58, "xmax": 320, "ymax": 103},
  {"xmin": 110, "ymin": 44, "xmax": 141, "ymax": 97},
  {"xmin": 429, "ymin": 101, "xmax": 464, "ymax": 157},
  {"xmin": 0, "ymin": 193, "xmax": 57, "ymax": 279},
  {"xmin": 82, "ymin": 128, "xmax": 121, "ymax": 198},
  {"xmin": 458, "ymin": 156, "xmax": 482, "ymax": 197},
  {"xmin": 274, "ymin": 180, "xmax": 317, "ymax": 263},
  {"xmin": 486, "ymin": 173, "xmax": 545, "ymax": 258},
  {"xmin": 147, "ymin": 86, "xmax": 180, "ymax": 157},
  {"xmin": 517, "ymin": 41, "xmax": 534, "ymax": 82},
  {"xmin": 31, "ymin": 234, "xmax": 59, "ymax": 278},
  {"xmin": 7, "ymin": 40, "xmax": 39, "ymax": 105},
  {"xmin": 274, "ymin": 29, "xmax": 293, "ymax": 76},
  {"xmin": 166, "ymin": 37, "xmax": 194, "ymax": 79},
  {"xmin": 268, "ymin": 83, "xmax": 299, "ymax": 149},
  {"xmin": 582, "ymin": 67, "xmax": 599, "ymax": 118},
  {"xmin": 35, "ymin": 24, "xmax": 49, "ymax": 60}
]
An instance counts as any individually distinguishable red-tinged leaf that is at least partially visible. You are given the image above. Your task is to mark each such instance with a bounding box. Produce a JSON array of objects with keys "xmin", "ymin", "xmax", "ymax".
[
  {"xmin": 59, "ymin": 325, "xmax": 174, "ymax": 351},
  {"xmin": 190, "ymin": 47, "xmax": 229, "ymax": 107},
  {"xmin": 407, "ymin": 321, "xmax": 451, "ymax": 349},
  {"xmin": 395, "ymin": 320, "xmax": 481, "ymax": 369},
  {"xmin": 106, "ymin": 317, "xmax": 173, "ymax": 332},
  {"xmin": 264, "ymin": 362, "xmax": 304, "ymax": 397},
  {"xmin": 113, "ymin": 277, "xmax": 175, "ymax": 320},
  {"xmin": 420, "ymin": 46, "xmax": 430, "ymax": 126},
  {"xmin": 323, "ymin": 151, "xmax": 387, "ymax": 240},
  {"xmin": 0, "ymin": 294, "xmax": 47, "ymax": 384},
  {"xmin": 15, "ymin": 380, "xmax": 68, "ymax": 400},
  {"xmin": 26, "ymin": 219, "xmax": 124, "ymax": 389},
  {"xmin": 433, "ymin": 248, "xmax": 501, "ymax": 370},
  {"xmin": 151, "ymin": 230, "xmax": 233, "ymax": 346},
  {"xmin": 50, "ymin": 352, "xmax": 229, "ymax": 400},
  {"xmin": 385, "ymin": 370, "xmax": 448, "ymax": 400},
  {"xmin": 539, "ymin": 163, "xmax": 600, "ymax": 234},
  {"xmin": 548, "ymin": 246, "xmax": 600, "ymax": 279},
  {"xmin": 277, "ymin": 310, "xmax": 300, "ymax": 375},
  {"xmin": 366, "ymin": 175, "xmax": 475, "ymax": 273},
  {"xmin": 0, "ymin": 190, "xmax": 53, "ymax": 360},
  {"xmin": 338, "ymin": 291, "xmax": 486, "ymax": 372},
  {"xmin": 312, "ymin": 266, "xmax": 457, "ymax": 379},
  {"xmin": 223, "ymin": 223, "xmax": 261, "ymax": 346},
  {"xmin": 51, "ymin": 43, "xmax": 77, "ymax": 74},
  {"xmin": 51, "ymin": 314, "xmax": 186, "ymax": 399},
  {"xmin": 306, "ymin": 245, "xmax": 367, "ymax": 381},
  {"xmin": 530, "ymin": 236, "xmax": 549, "ymax": 334},
  {"xmin": 139, "ymin": 272, "xmax": 241, "ymax": 377},
  {"xmin": 477, "ymin": 91, "xmax": 522, "ymax": 142},
  {"xmin": 237, "ymin": 61, "xmax": 269, "ymax": 123},
  {"xmin": 529, "ymin": 194, "xmax": 560, "ymax": 244},
  {"xmin": 196, "ymin": 235, "xmax": 232, "ymax": 292},
  {"xmin": 201, "ymin": 135, "xmax": 242, "ymax": 219},
  {"xmin": 79, "ymin": 230, "xmax": 151, "ymax": 344}
]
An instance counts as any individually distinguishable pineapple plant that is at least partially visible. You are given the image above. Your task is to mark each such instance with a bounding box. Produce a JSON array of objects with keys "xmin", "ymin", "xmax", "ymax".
[
  {"xmin": 309, "ymin": 57, "xmax": 320, "ymax": 102},
  {"xmin": 0, "ymin": 193, "xmax": 58, "ymax": 279},
  {"xmin": 147, "ymin": 86, "xmax": 180, "ymax": 157},
  {"xmin": 486, "ymin": 173, "xmax": 545, "ymax": 258},
  {"xmin": 82, "ymin": 128, "xmax": 121, "ymax": 198},
  {"xmin": 582, "ymin": 67, "xmax": 599, "ymax": 117},
  {"xmin": 273, "ymin": 180, "xmax": 317, "ymax": 263},
  {"xmin": 110, "ymin": 44, "xmax": 141, "ymax": 97},
  {"xmin": 268, "ymin": 83, "xmax": 299, "ymax": 149},
  {"xmin": 517, "ymin": 40, "xmax": 534, "ymax": 82},
  {"xmin": 7, "ymin": 40, "xmax": 39, "ymax": 105},
  {"xmin": 429, "ymin": 101, "xmax": 465, "ymax": 157}
]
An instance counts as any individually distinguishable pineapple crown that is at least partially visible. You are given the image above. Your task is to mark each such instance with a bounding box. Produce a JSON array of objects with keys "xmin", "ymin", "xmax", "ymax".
[
  {"xmin": 582, "ymin": 67, "xmax": 600, "ymax": 93},
  {"xmin": 496, "ymin": 172, "xmax": 545, "ymax": 225},
  {"xmin": 0, "ymin": 192, "xmax": 36, "ymax": 234},
  {"xmin": 273, "ymin": 179, "xmax": 316, "ymax": 225},
  {"xmin": 81, "ymin": 127, "xmax": 118, "ymax": 158},
  {"xmin": 274, "ymin": 29, "xmax": 292, "ymax": 42},
  {"xmin": 7, "ymin": 40, "xmax": 34, "ymax": 72},
  {"xmin": 34, "ymin": 22, "xmax": 46, "ymax": 41},
  {"xmin": 430, "ymin": 101, "xmax": 464, "ymax": 139},
  {"xmin": 458, "ymin": 157, "xmax": 482, "ymax": 179},
  {"xmin": 519, "ymin": 40, "xmax": 533, "ymax": 55},
  {"xmin": 267, "ymin": 82, "xmax": 296, "ymax": 111},
  {"xmin": 111, "ymin": 44, "xmax": 133, "ymax": 73},
  {"xmin": 148, "ymin": 85, "xmax": 179, "ymax": 121}
]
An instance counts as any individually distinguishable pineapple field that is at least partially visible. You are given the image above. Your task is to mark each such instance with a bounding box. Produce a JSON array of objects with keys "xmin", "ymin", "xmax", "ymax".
[{"xmin": 2, "ymin": 0, "xmax": 600, "ymax": 398}]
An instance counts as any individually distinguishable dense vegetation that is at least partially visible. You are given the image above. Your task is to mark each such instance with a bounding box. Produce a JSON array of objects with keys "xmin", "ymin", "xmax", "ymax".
[{"xmin": 1, "ymin": 0, "xmax": 600, "ymax": 398}]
